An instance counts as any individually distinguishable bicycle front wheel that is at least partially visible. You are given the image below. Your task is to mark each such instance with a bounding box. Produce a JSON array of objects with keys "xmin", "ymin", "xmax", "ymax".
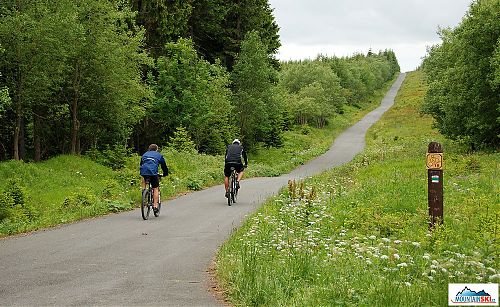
[
  {"xmin": 227, "ymin": 176, "xmax": 232, "ymax": 206},
  {"xmin": 231, "ymin": 172, "xmax": 238, "ymax": 203},
  {"xmin": 141, "ymin": 189, "xmax": 151, "ymax": 220}
]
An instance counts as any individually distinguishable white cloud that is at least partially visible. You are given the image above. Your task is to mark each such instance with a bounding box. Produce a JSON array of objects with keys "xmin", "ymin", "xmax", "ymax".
[{"xmin": 269, "ymin": 0, "xmax": 472, "ymax": 71}]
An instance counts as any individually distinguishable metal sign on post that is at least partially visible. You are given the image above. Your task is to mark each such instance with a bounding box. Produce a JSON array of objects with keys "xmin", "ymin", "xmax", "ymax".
[{"xmin": 427, "ymin": 142, "xmax": 443, "ymax": 229}]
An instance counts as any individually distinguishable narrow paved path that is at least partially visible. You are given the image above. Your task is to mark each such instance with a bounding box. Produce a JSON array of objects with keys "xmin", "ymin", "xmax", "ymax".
[{"xmin": 0, "ymin": 74, "xmax": 405, "ymax": 306}]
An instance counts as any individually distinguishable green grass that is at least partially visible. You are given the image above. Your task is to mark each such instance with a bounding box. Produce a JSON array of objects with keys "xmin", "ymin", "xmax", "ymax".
[
  {"xmin": 0, "ymin": 156, "xmax": 133, "ymax": 235},
  {"xmin": 215, "ymin": 71, "xmax": 500, "ymax": 306},
  {"xmin": 0, "ymin": 75, "xmax": 396, "ymax": 236}
]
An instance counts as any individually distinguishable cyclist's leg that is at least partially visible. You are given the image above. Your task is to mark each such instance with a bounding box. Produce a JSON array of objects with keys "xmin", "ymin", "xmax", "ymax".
[
  {"xmin": 236, "ymin": 163, "xmax": 244, "ymax": 185},
  {"xmin": 237, "ymin": 171, "xmax": 244, "ymax": 182},
  {"xmin": 224, "ymin": 163, "xmax": 231, "ymax": 197},
  {"xmin": 150, "ymin": 175, "xmax": 160, "ymax": 208}
]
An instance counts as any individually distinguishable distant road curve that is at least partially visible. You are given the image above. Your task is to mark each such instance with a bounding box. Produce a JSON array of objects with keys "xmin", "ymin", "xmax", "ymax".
[{"xmin": 0, "ymin": 73, "xmax": 405, "ymax": 306}]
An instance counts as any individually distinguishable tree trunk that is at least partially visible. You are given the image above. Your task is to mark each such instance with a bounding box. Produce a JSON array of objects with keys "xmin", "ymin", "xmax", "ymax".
[
  {"xmin": 71, "ymin": 61, "xmax": 81, "ymax": 155},
  {"xmin": 13, "ymin": 102, "xmax": 21, "ymax": 161},
  {"xmin": 19, "ymin": 117, "xmax": 26, "ymax": 160},
  {"xmin": 34, "ymin": 113, "xmax": 41, "ymax": 162}
]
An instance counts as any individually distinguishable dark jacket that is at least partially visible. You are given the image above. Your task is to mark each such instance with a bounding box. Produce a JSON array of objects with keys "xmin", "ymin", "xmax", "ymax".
[
  {"xmin": 225, "ymin": 143, "xmax": 248, "ymax": 165},
  {"xmin": 140, "ymin": 150, "xmax": 168, "ymax": 176}
]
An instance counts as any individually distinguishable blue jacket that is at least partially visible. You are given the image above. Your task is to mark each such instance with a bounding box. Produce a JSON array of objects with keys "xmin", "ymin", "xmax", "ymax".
[{"xmin": 140, "ymin": 150, "xmax": 168, "ymax": 176}]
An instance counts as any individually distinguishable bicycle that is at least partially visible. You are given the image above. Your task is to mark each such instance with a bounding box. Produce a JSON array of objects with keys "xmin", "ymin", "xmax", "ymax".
[
  {"xmin": 227, "ymin": 166, "xmax": 239, "ymax": 206},
  {"xmin": 141, "ymin": 175, "xmax": 162, "ymax": 220}
]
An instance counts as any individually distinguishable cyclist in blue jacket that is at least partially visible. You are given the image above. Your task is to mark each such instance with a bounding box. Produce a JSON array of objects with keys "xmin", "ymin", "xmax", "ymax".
[{"xmin": 140, "ymin": 144, "xmax": 168, "ymax": 214}]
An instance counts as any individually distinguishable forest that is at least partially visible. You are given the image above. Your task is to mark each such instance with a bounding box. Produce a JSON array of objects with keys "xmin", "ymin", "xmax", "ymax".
[
  {"xmin": 0, "ymin": 0, "xmax": 400, "ymax": 162},
  {"xmin": 422, "ymin": 0, "xmax": 500, "ymax": 148}
]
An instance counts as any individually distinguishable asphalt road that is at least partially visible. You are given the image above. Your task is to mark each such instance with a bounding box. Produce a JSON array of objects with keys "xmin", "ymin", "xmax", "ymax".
[{"xmin": 0, "ymin": 73, "xmax": 405, "ymax": 306}]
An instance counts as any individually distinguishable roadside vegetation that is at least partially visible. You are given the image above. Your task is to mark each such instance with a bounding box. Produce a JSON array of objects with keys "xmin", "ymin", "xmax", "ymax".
[
  {"xmin": 215, "ymin": 70, "xmax": 500, "ymax": 306},
  {"xmin": 0, "ymin": 76, "xmax": 395, "ymax": 237}
]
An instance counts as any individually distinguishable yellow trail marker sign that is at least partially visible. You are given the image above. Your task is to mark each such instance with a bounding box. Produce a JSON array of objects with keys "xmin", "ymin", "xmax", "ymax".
[{"xmin": 426, "ymin": 153, "xmax": 443, "ymax": 170}]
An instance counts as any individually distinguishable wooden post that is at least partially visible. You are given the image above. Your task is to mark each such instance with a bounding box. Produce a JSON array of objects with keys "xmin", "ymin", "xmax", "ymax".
[{"xmin": 427, "ymin": 142, "xmax": 443, "ymax": 229}]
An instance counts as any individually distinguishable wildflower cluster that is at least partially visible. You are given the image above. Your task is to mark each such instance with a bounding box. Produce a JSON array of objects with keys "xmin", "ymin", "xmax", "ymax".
[{"xmin": 237, "ymin": 179, "xmax": 499, "ymax": 290}]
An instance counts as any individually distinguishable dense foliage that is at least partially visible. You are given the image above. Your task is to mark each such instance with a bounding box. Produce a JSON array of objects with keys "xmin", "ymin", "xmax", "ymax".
[
  {"xmin": 280, "ymin": 51, "xmax": 400, "ymax": 128},
  {"xmin": 423, "ymin": 0, "xmax": 500, "ymax": 147},
  {"xmin": 0, "ymin": 0, "xmax": 399, "ymax": 162},
  {"xmin": 0, "ymin": 0, "xmax": 150, "ymax": 161}
]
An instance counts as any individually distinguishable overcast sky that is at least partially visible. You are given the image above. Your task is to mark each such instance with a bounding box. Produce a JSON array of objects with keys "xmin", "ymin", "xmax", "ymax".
[{"xmin": 268, "ymin": 0, "xmax": 472, "ymax": 72}]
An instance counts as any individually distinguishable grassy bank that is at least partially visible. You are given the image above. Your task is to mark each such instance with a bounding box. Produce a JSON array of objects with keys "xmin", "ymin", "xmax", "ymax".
[
  {"xmin": 215, "ymin": 71, "xmax": 500, "ymax": 306},
  {"xmin": 0, "ymin": 76, "xmax": 396, "ymax": 237}
]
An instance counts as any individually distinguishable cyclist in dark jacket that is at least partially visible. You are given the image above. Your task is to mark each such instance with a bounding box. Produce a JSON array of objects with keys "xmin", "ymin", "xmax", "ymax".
[
  {"xmin": 224, "ymin": 139, "xmax": 248, "ymax": 198},
  {"xmin": 140, "ymin": 144, "xmax": 168, "ymax": 213}
]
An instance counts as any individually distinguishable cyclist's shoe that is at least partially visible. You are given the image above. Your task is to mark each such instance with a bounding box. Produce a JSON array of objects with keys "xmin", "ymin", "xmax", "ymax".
[
  {"xmin": 225, "ymin": 191, "xmax": 230, "ymax": 198},
  {"xmin": 153, "ymin": 207, "xmax": 158, "ymax": 214},
  {"xmin": 236, "ymin": 181, "xmax": 240, "ymax": 190}
]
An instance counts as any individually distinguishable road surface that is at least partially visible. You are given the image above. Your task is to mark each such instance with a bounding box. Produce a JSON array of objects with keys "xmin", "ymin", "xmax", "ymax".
[{"xmin": 0, "ymin": 73, "xmax": 405, "ymax": 306}]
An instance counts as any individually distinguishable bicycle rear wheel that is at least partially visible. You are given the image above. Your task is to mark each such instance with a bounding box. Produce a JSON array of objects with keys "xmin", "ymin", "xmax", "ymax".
[{"xmin": 141, "ymin": 188, "xmax": 151, "ymax": 220}]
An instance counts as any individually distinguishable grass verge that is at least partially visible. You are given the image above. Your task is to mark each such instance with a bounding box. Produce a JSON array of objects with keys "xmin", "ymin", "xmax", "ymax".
[{"xmin": 215, "ymin": 70, "xmax": 500, "ymax": 306}]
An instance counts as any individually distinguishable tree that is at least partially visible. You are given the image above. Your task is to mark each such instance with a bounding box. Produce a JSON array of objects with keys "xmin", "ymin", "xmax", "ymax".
[
  {"xmin": 0, "ymin": 44, "xmax": 10, "ymax": 113},
  {"xmin": 63, "ymin": 0, "xmax": 151, "ymax": 154},
  {"xmin": 0, "ymin": 0, "xmax": 71, "ymax": 160},
  {"xmin": 279, "ymin": 60, "xmax": 346, "ymax": 125},
  {"xmin": 129, "ymin": 0, "xmax": 193, "ymax": 58},
  {"xmin": 188, "ymin": 0, "xmax": 280, "ymax": 70},
  {"xmin": 0, "ymin": 0, "xmax": 150, "ymax": 161},
  {"xmin": 231, "ymin": 30, "xmax": 283, "ymax": 150},
  {"xmin": 152, "ymin": 38, "xmax": 235, "ymax": 154},
  {"xmin": 422, "ymin": 0, "xmax": 500, "ymax": 147}
]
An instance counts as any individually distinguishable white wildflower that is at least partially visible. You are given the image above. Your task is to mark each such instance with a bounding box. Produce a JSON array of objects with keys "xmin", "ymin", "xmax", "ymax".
[
  {"xmin": 393, "ymin": 254, "xmax": 400, "ymax": 260},
  {"xmin": 397, "ymin": 262, "xmax": 408, "ymax": 268},
  {"xmin": 369, "ymin": 235, "xmax": 376, "ymax": 240},
  {"xmin": 428, "ymin": 276, "xmax": 434, "ymax": 281},
  {"xmin": 412, "ymin": 242, "xmax": 421, "ymax": 248},
  {"xmin": 380, "ymin": 255, "xmax": 389, "ymax": 260},
  {"xmin": 422, "ymin": 254, "xmax": 431, "ymax": 260},
  {"xmin": 404, "ymin": 282, "xmax": 411, "ymax": 287},
  {"xmin": 381, "ymin": 238, "xmax": 391, "ymax": 243},
  {"xmin": 394, "ymin": 240, "xmax": 402, "ymax": 244},
  {"xmin": 489, "ymin": 274, "xmax": 500, "ymax": 280},
  {"xmin": 430, "ymin": 269, "xmax": 437, "ymax": 275}
]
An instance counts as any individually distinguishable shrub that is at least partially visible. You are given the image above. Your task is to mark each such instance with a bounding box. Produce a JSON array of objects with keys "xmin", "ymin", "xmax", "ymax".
[
  {"xmin": 101, "ymin": 179, "xmax": 121, "ymax": 199},
  {"xmin": 4, "ymin": 178, "xmax": 26, "ymax": 207},
  {"xmin": 168, "ymin": 126, "xmax": 197, "ymax": 153},
  {"xmin": 0, "ymin": 193, "xmax": 14, "ymax": 221},
  {"xmin": 86, "ymin": 145, "xmax": 132, "ymax": 170},
  {"xmin": 186, "ymin": 177, "xmax": 203, "ymax": 191},
  {"xmin": 62, "ymin": 189, "xmax": 97, "ymax": 208}
]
